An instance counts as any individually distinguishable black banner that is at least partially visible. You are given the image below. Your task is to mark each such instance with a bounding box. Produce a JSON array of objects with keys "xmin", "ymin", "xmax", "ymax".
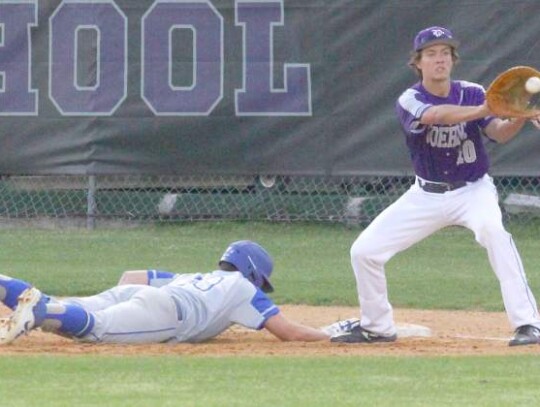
[{"xmin": 0, "ymin": 0, "xmax": 539, "ymax": 175}]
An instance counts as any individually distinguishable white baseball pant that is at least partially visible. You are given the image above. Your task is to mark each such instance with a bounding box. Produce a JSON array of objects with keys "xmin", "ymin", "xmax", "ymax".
[{"xmin": 350, "ymin": 174, "xmax": 540, "ymax": 335}]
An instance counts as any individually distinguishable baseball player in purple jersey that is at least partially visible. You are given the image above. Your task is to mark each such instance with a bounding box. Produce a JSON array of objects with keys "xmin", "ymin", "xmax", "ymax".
[
  {"xmin": 332, "ymin": 26, "xmax": 540, "ymax": 346},
  {"xmin": 0, "ymin": 241, "xmax": 357, "ymax": 345}
]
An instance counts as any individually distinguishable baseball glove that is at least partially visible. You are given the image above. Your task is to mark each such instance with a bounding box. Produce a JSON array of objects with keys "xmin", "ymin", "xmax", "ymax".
[{"xmin": 486, "ymin": 66, "xmax": 540, "ymax": 118}]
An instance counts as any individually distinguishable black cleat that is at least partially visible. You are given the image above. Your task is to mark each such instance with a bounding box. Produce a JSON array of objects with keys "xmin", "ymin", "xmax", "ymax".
[
  {"xmin": 508, "ymin": 325, "xmax": 540, "ymax": 347},
  {"xmin": 331, "ymin": 325, "xmax": 397, "ymax": 344}
]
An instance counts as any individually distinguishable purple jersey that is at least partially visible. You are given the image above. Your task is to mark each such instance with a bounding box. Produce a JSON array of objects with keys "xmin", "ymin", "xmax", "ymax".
[{"xmin": 395, "ymin": 80, "xmax": 495, "ymax": 182}]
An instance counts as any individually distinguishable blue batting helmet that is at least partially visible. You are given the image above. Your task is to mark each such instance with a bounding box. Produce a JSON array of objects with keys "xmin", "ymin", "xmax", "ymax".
[{"xmin": 220, "ymin": 240, "xmax": 274, "ymax": 292}]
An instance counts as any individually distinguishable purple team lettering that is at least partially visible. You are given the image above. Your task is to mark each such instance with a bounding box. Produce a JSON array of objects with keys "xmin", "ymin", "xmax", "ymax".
[{"xmin": 0, "ymin": 0, "xmax": 312, "ymax": 117}]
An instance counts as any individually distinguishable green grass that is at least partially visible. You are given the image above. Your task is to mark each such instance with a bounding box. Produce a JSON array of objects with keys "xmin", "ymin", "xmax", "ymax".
[
  {"xmin": 2, "ymin": 222, "xmax": 540, "ymax": 406},
  {"xmin": 0, "ymin": 355, "xmax": 539, "ymax": 407},
  {"xmin": 1, "ymin": 222, "xmax": 539, "ymax": 310}
]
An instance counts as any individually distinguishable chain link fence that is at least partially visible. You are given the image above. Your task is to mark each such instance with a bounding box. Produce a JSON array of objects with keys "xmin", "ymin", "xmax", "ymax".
[{"xmin": 0, "ymin": 174, "xmax": 539, "ymax": 228}]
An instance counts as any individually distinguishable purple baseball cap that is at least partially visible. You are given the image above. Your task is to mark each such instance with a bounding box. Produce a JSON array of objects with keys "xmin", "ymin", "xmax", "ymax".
[{"xmin": 413, "ymin": 26, "xmax": 459, "ymax": 52}]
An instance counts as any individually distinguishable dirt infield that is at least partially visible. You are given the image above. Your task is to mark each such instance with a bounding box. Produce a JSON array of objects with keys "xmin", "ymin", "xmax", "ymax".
[{"xmin": 0, "ymin": 305, "xmax": 538, "ymax": 356}]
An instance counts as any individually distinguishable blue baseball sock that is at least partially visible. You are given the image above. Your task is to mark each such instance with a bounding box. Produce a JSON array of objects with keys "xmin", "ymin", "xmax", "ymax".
[
  {"xmin": 0, "ymin": 274, "xmax": 32, "ymax": 310},
  {"xmin": 43, "ymin": 302, "xmax": 95, "ymax": 338}
]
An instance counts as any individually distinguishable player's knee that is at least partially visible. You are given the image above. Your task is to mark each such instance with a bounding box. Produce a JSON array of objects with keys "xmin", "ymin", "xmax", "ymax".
[
  {"xmin": 351, "ymin": 236, "xmax": 378, "ymax": 265},
  {"xmin": 474, "ymin": 223, "xmax": 510, "ymax": 247}
]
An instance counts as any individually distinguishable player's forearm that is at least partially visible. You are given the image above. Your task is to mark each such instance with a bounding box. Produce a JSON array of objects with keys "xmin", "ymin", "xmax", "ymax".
[
  {"xmin": 117, "ymin": 270, "xmax": 176, "ymax": 286},
  {"xmin": 420, "ymin": 104, "xmax": 489, "ymax": 125},
  {"xmin": 117, "ymin": 270, "xmax": 149, "ymax": 285},
  {"xmin": 264, "ymin": 314, "xmax": 330, "ymax": 341},
  {"xmin": 276, "ymin": 322, "xmax": 330, "ymax": 342},
  {"xmin": 485, "ymin": 117, "xmax": 527, "ymax": 144}
]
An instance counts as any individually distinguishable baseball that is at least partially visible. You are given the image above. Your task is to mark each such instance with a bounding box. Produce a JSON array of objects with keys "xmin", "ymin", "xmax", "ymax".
[{"xmin": 525, "ymin": 76, "xmax": 540, "ymax": 94}]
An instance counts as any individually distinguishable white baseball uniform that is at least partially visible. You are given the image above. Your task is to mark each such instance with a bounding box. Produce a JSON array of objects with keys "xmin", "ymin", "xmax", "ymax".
[
  {"xmin": 350, "ymin": 80, "xmax": 540, "ymax": 336},
  {"xmin": 61, "ymin": 270, "xmax": 280, "ymax": 343}
]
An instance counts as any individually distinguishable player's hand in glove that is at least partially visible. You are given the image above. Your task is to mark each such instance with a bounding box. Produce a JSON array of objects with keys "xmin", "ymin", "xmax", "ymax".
[
  {"xmin": 320, "ymin": 318, "xmax": 360, "ymax": 337},
  {"xmin": 486, "ymin": 66, "xmax": 540, "ymax": 118}
]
